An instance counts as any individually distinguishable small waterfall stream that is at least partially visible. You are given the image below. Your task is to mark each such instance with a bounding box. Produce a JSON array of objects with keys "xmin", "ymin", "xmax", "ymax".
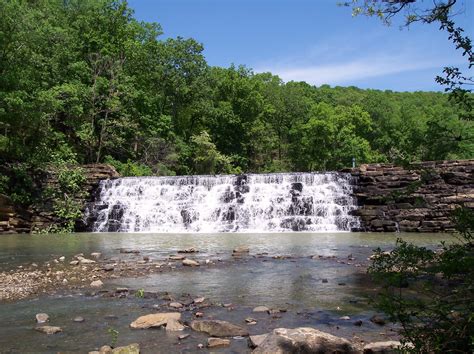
[{"xmin": 85, "ymin": 173, "xmax": 360, "ymax": 233}]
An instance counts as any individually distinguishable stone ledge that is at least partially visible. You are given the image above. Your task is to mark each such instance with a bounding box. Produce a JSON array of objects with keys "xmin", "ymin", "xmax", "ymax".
[{"xmin": 350, "ymin": 159, "xmax": 474, "ymax": 232}]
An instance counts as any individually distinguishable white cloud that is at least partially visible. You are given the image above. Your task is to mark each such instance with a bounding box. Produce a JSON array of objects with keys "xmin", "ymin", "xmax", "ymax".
[{"xmin": 254, "ymin": 54, "xmax": 454, "ymax": 86}]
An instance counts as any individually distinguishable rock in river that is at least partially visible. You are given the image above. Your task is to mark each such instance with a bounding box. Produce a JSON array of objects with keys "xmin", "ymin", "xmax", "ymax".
[
  {"xmin": 130, "ymin": 313, "xmax": 181, "ymax": 329},
  {"xmin": 102, "ymin": 264, "xmax": 115, "ymax": 271},
  {"xmin": 89, "ymin": 343, "xmax": 140, "ymax": 354},
  {"xmin": 182, "ymin": 259, "xmax": 200, "ymax": 267},
  {"xmin": 80, "ymin": 258, "xmax": 96, "ymax": 264},
  {"xmin": 166, "ymin": 319, "xmax": 185, "ymax": 331},
  {"xmin": 169, "ymin": 255, "xmax": 185, "ymax": 260},
  {"xmin": 193, "ymin": 296, "xmax": 205, "ymax": 304},
  {"xmin": 363, "ymin": 341, "xmax": 402, "ymax": 353},
  {"xmin": 252, "ymin": 327, "xmax": 358, "ymax": 353},
  {"xmin": 252, "ymin": 306, "xmax": 269, "ymax": 313},
  {"xmin": 370, "ymin": 314, "xmax": 387, "ymax": 325},
  {"xmin": 35, "ymin": 313, "xmax": 49, "ymax": 323},
  {"xmin": 190, "ymin": 320, "xmax": 249, "ymax": 337},
  {"xmin": 169, "ymin": 302, "xmax": 183, "ymax": 309},
  {"xmin": 178, "ymin": 247, "xmax": 198, "ymax": 253},
  {"xmin": 249, "ymin": 334, "xmax": 269, "ymax": 348},
  {"xmin": 207, "ymin": 337, "xmax": 230, "ymax": 348},
  {"xmin": 90, "ymin": 280, "xmax": 104, "ymax": 288},
  {"xmin": 90, "ymin": 252, "xmax": 102, "ymax": 259},
  {"xmin": 35, "ymin": 326, "xmax": 62, "ymax": 335},
  {"xmin": 233, "ymin": 246, "xmax": 250, "ymax": 255}
]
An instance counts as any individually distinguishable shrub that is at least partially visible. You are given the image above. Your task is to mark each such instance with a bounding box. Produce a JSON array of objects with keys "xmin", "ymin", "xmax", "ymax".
[{"xmin": 369, "ymin": 207, "xmax": 474, "ymax": 352}]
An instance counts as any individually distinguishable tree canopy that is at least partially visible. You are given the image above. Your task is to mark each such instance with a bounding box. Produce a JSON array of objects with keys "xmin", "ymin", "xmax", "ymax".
[{"xmin": 0, "ymin": 0, "xmax": 473, "ymax": 181}]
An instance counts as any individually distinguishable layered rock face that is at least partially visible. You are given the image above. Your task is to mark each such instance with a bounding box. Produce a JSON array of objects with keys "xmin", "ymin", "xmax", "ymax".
[
  {"xmin": 0, "ymin": 194, "xmax": 31, "ymax": 234},
  {"xmin": 30, "ymin": 164, "xmax": 119, "ymax": 232},
  {"xmin": 0, "ymin": 164, "xmax": 118, "ymax": 234},
  {"xmin": 350, "ymin": 160, "xmax": 474, "ymax": 232},
  {"xmin": 1, "ymin": 160, "xmax": 473, "ymax": 234}
]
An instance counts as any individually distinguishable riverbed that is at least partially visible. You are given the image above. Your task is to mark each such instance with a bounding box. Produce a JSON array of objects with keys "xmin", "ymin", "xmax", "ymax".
[{"xmin": 0, "ymin": 232, "xmax": 452, "ymax": 353}]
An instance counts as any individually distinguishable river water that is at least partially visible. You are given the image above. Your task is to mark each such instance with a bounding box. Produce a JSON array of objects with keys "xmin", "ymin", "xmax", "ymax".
[{"xmin": 0, "ymin": 232, "xmax": 452, "ymax": 353}]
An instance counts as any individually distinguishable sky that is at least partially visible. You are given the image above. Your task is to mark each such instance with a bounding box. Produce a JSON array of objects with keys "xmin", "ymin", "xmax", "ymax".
[{"xmin": 127, "ymin": 0, "xmax": 473, "ymax": 92}]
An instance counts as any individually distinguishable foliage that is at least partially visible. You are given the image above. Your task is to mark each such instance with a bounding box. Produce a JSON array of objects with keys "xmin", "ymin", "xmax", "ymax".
[
  {"xmin": 135, "ymin": 288, "xmax": 145, "ymax": 298},
  {"xmin": 190, "ymin": 131, "xmax": 240, "ymax": 175},
  {"xmin": 0, "ymin": 164, "xmax": 36, "ymax": 206},
  {"xmin": 39, "ymin": 163, "xmax": 86, "ymax": 233},
  {"xmin": 368, "ymin": 207, "xmax": 474, "ymax": 352},
  {"xmin": 107, "ymin": 327, "xmax": 119, "ymax": 348},
  {"xmin": 0, "ymin": 0, "xmax": 472, "ymax": 191},
  {"xmin": 343, "ymin": 0, "xmax": 473, "ymax": 120},
  {"xmin": 104, "ymin": 156, "xmax": 153, "ymax": 177}
]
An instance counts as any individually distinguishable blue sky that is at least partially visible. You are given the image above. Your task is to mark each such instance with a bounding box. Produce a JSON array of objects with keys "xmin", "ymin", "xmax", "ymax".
[{"xmin": 128, "ymin": 0, "xmax": 473, "ymax": 92}]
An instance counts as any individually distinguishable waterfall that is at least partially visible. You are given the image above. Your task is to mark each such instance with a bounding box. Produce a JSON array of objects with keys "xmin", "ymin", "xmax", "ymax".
[{"xmin": 85, "ymin": 173, "xmax": 360, "ymax": 233}]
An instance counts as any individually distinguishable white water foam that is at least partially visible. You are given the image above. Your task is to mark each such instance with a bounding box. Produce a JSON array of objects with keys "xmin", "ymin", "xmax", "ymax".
[{"xmin": 85, "ymin": 173, "xmax": 360, "ymax": 233}]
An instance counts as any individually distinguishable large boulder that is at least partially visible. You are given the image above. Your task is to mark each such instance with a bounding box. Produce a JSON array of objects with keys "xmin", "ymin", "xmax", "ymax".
[
  {"xmin": 130, "ymin": 313, "xmax": 181, "ymax": 329},
  {"xmin": 190, "ymin": 320, "xmax": 249, "ymax": 337},
  {"xmin": 252, "ymin": 327, "xmax": 358, "ymax": 353}
]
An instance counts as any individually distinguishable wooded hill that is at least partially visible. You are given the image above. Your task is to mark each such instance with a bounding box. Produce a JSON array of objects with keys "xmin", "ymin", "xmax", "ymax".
[{"xmin": 1, "ymin": 0, "xmax": 473, "ymax": 180}]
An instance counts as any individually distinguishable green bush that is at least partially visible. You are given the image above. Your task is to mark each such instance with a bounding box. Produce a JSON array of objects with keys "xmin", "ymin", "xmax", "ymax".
[
  {"xmin": 1, "ymin": 164, "xmax": 36, "ymax": 206},
  {"xmin": 369, "ymin": 207, "xmax": 474, "ymax": 352},
  {"xmin": 38, "ymin": 163, "xmax": 86, "ymax": 234},
  {"xmin": 104, "ymin": 156, "xmax": 153, "ymax": 177}
]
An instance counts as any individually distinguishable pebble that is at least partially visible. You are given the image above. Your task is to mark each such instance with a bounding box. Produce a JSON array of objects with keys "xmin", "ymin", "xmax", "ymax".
[
  {"xmin": 207, "ymin": 337, "xmax": 230, "ymax": 348},
  {"xmin": 90, "ymin": 280, "xmax": 103, "ymax": 288},
  {"xmin": 253, "ymin": 306, "xmax": 269, "ymax": 313},
  {"xmin": 232, "ymin": 246, "xmax": 249, "ymax": 254},
  {"xmin": 36, "ymin": 313, "xmax": 49, "ymax": 323},
  {"xmin": 35, "ymin": 326, "xmax": 62, "ymax": 334},
  {"xmin": 178, "ymin": 334, "xmax": 190, "ymax": 340},
  {"xmin": 370, "ymin": 315, "xmax": 387, "ymax": 325},
  {"xmin": 90, "ymin": 252, "xmax": 102, "ymax": 259},
  {"xmin": 169, "ymin": 302, "xmax": 183, "ymax": 309},
  {"xmin": 79, "ymin": 258, "xmax": 96, "ymax": 265},
  {"xmin": 245, "ymin": 317, "xmax": 257, "ymax": 325},
  {"xmin": 59, "ymin": 256, "xmax": 65, "ymax": 262},
  {"xmin": 339, "ymin": 316, "xmax": 351, "ymax": 320},
  {"xmin": 102, "ymin": 264, "xmax": 115, "ymax": 271},
  {"xmin": 182, "ymin": 259, "xmax": 200, "ymax": 267},
  {"xmin": 169, "ymin": 255, "xmax": 185, "ymax": 260},
  {"xmin": 178, "ymin": 247, "xmax": 198, "ymax": 253},
  {"xmin": 73, "ymin": 316, "xmax": 85, "ymax": 323},
  {"xmin": 166, "ymin": 319, "xmax": 185, "ymax": 331},
  {"xmin": 193, "ymin": 297, "xmax": 205, "ymax": 304}
]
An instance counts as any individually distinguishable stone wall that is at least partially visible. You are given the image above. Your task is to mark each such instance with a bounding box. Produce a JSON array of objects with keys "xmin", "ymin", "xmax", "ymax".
[
  {"xmin": 349, "ymin": 160, "xmax": 474, "ymax": 232},
  {"xmin": 2, "ymin": 160, "xmax": 473, "ymax": 234},
  {"xmin": 0, "ymin": 194, "xmax": 32, "ymax": 234},
  {"xmin": 0, "ymin": 164, "xmax": 119, "ymax": 234}
]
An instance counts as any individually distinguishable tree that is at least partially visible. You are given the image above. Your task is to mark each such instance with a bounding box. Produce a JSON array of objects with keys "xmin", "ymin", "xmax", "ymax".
[
  {"xmin": 343, "ymin": 0, "xmax": 473, "ymax": 120},
  {"xmin": 369, "ymin": 207, "xmax": 474, "ymax": 352},
  {"xmin": 190, "ymin": 131, "xmax": 237, "ymax": 175}
]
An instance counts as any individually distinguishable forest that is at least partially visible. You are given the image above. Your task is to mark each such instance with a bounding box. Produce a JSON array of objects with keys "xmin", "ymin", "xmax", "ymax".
[{"xmin": 1, "ymin": 0, "xmax": 473, "ymax": 185}]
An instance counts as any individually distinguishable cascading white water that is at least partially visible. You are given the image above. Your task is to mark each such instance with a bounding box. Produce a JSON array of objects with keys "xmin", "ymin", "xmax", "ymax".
[{"xmin": 85, "ymin": 173, "xmax": 360, "ymax": 233}]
